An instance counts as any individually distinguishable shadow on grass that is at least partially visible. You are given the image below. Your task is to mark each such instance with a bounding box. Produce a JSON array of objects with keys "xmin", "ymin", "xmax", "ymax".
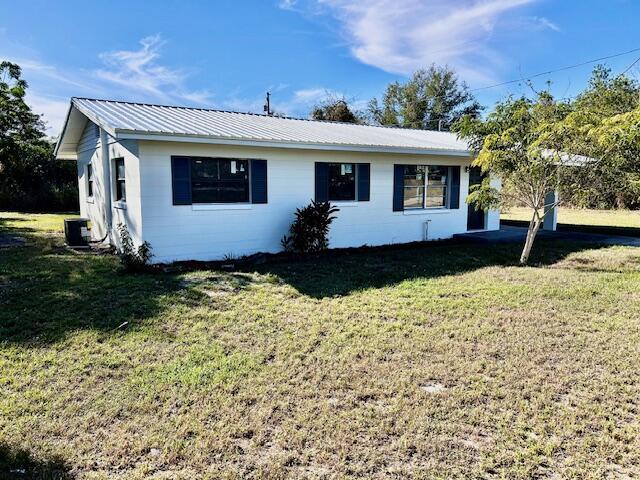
[
  {"xmin": 0, "ymin": 442, "xmax": 72, "ymax": 479},
  {"xmin": 0, "ymin": 215, "xmax": 617, "ymax": 343},
  {"xmin": 249, "ymin": 238, "xmax": 611, "ymax": 299},
  {"xmin": 0, "ymin": 227, "xmax": 181, "ymax": 345}
]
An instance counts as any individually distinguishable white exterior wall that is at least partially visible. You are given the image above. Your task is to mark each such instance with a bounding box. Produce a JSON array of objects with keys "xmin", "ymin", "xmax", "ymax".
[
  {"xmin": 487, "ymin": 177, "xmax": 501, "ymax": 231},
  {"xmin": 138, "ymin": 141, "xmax": 499, "ymax": 263},
  {"xmin": 76, "ymin": 122, "xmax": 103, "ymax": 232},
  {"xmin": 76, "ymin": 121, "xmax": 143, "ymax": 247}
]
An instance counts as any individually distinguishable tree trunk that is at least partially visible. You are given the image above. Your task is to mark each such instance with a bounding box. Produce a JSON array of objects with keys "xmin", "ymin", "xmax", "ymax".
[{"xmin": 520, "ymin": 211, "xmax": 542, "ymax": 265}]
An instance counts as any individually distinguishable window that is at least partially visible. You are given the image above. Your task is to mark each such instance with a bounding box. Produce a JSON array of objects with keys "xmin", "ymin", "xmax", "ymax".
[
  {"xmin": 115, "ymin": 158, "xmax": 126, "ymax": 202},
  {"xmin": 87, "ymin": 163, "xmax": 93, "ymax": 197},
  {"xmin": 328, "ymin": 163, "xmax": 356, "ymax": 201},
  {"xmin": 403, "ymin": 165, "xmax": 449, "ymax": 209},
  {"xmin": 191, "ymin": 157, "xmax": 249, "ymax": 203},
  {"xmin": 426, "ymin": 166, "xmax": 448, "ymax": 207},
  {"xmin": 315, "ymin": 162, "xmax": 369, "ymax": 203}
]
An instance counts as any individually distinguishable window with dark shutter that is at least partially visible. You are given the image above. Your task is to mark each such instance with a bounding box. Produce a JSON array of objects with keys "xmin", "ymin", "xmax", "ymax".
[{"xmin": 171, "ymin": 156, "xmax": 265, "ymax": 205}]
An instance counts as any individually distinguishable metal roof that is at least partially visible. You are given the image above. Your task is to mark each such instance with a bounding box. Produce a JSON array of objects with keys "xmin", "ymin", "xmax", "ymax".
[{"xmin": 55, "ymin": 97, "xmax": 472, "ymax": 159}]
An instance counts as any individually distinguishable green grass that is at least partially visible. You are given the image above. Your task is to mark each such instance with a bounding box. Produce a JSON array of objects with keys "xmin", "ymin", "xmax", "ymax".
[
  {"xmin": 0, "ymin": 211, "xmax": 79, "ymax": 233},
  {"xmin": 1, "ymin": 211, "xmax": 640, "ymax": 478},
  {"xmin": 502, "ymin": 207, "xmax": 640, "ymax": 228}
]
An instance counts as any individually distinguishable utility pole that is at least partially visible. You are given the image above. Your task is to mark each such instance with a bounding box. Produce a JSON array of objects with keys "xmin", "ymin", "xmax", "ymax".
[
  {"xmin": 438, "ymin": 119, "xmax": 443, "ymax": 131},
  {"xmin": 263, "ymin": 92, "xmax": 272, "ymax": 116}
]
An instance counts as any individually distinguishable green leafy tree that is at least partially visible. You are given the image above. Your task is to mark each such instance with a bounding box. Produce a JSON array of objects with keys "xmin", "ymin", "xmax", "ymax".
[
  {"xmin": 368, "ymin": 65, "xmax": 482, "ymax": 130},
  {"xmin": 311, "ymin": 95, "xmax": 364, "ymax": 124},
  {"xmin": 0, "ymin": 61, "xmax": 77, "ymax": 211},
  {"xmin": 454, "ymin": 92, "xmax": 580, "ymax": 264},
  {"xmin": 560, "ymin": 66, "xmax": 640, "ymax": 208},
  {"xmin": 561, "ymin": 105, "xmax": 640, "ymax": 209},
  {"xmin": 574, "ymin": 65, "xmax": 640, "ymax": 117}
]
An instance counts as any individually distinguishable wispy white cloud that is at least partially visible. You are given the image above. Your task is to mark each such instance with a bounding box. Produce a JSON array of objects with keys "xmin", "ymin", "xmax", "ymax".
[
  {"xmin": 217, "ymin": 87, "xmax": 351, "ymax": 117},
  {"xmin": 6, "ymin": 35, "xmax": 222, "ymax": 133},
  {"xmin": 8, "ymin": 33, "xmax": 360, "ymax": 133},
  {"xmin": 178, "ymin": 89, "xmax": 216, "ymax": 105},
  {"xmin": 25, "ymin": 92, "xmax": 70, "ymax": 135},
  {"xmin": 529, "ymin": 16, "xmax": 561, "ymax": 32},
  {"xmin": 4, "ymin": 57, "xmax": 96, "ymax": 91},
  {"xmin": 94, "ymin": 35, "xmax": 187, "ymax": 100},
  {"xmin": 278, "ymin": 0, "xmax": 298, "ymax": 10},
  {"xmin": 293, "ymin": 87, "xmax": 330, "ymax": 102},
  {"xmin": 282, "ymin": 0, "xmax": 553, "ymax": 85}
]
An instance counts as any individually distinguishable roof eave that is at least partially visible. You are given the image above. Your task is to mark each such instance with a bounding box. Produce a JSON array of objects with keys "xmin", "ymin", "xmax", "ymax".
[
  {"xmin": 115, "ymin": 130, "xmax": 473, "ymax": 157},
  {"xmin": 54, "ymin": 99, "xmax": 118, "ymax": 159},
  {"xmin": 53, "ymin": 102, "xmax": 75, "ymax": 158}
]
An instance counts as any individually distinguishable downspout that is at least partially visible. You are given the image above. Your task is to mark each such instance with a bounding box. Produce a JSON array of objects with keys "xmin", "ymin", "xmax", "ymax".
[{"xmin": 100, "ymin": 127, "xmax": 113, "ymax": 243}]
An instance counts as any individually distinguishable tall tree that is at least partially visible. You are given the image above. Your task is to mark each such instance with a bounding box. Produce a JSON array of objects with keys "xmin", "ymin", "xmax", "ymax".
[
  {"xmin": 368, "ymin": 65, "xmax": 482, "ymax": 130},
  {"xmin": 0, "ymin": 61, "xmax": 77, "ymax": 212},
  {"xmin": 573, "ymin": 65, "xmax": 640, "ymax": 117},
  {"xmin": 0, "ymin": 61, "xmax": 45, "ymax": 147},
  {"xmin": 311, "ymin": 95, "xmax": 364, "ymax": 124},
  {"xmin": 561, "ymin": 66, "xmax": 640, "ymax": 208},
  {"xmin": 454, "ymin": 92, "xmax": 583, "ymax": 264}
]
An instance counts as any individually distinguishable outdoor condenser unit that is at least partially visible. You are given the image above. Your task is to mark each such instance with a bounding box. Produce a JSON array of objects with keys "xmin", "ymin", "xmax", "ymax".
[{"xmin": 64, "ymin": 218, "xmax": 91, "ymax": 247}]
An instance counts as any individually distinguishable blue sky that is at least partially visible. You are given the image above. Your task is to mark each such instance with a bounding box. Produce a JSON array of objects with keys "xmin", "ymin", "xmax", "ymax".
[{"xmin": 2, "ymin": 0, "xmax": 639, "ymax": 135}]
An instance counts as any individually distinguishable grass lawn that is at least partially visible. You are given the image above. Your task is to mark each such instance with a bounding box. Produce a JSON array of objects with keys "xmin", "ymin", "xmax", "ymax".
[
  {"xmin": 501, "ymin": 207, "xmax": 640, "ymax": 229},
  {"xmin": 2, "ymin": 211, "xmax": 640, "ymax": 479}
]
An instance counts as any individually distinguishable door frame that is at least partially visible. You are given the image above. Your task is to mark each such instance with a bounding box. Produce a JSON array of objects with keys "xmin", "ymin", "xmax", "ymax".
[{"xmin": 467, "ymin": 166, "xmax": 487, "ymax": 231}]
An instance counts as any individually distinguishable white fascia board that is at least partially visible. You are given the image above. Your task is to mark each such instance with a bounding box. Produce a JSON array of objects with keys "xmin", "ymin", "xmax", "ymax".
[
  {"xmin": 56, "ymin": 151, "xmax": 79, "ymax": 160},
  {"xmin": 115, "ymin": 130, "xmax": 473, "ymax": 158},
  {"xmin": 53, "ymin": 103, "xmax": 75, "ymax": 158},
  {"xmin": 54, "ymin": 101, "xmax": 118, "ymax": 160}
]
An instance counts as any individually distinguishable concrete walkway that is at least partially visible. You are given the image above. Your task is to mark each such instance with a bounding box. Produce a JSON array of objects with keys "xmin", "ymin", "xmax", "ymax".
[{"xmin": 454, "ymin": 225, "xmax": 640, "ymax": 247}]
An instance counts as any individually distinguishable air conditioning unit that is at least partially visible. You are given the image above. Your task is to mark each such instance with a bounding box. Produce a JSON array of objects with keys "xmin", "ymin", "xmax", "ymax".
[{"xmin": 64, "ymin": 218, "xmax": 91, "ymax": 247}]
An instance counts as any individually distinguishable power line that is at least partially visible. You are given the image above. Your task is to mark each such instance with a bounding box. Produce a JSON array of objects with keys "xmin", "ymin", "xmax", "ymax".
[
  {"xmin": 620, "ymin": 56, "xmax": 640, "ymax": 76},
  {"xmin": 470, "ymin": 46, "xmax": 640, "ymax": 93}
]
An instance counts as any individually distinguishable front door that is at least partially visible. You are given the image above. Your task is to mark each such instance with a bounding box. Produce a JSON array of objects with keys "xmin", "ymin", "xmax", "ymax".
[{"xmin": 467, "ymin": 166, "xmax": 486, "ymax": 231}]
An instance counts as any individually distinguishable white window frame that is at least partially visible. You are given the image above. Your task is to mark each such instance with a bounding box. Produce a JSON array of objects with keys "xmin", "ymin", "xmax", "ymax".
[
  {"xmin": 86, "ymin": 163, "xmax": 94, "ymax": 199},
  {"xmin": 403, "ymin": 165, "xmax": 450, "ymax": 210}
]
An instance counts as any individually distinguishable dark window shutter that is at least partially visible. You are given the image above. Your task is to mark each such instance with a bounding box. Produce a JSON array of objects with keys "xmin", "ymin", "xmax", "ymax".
[
  {"xmin": 171, "ymin": 156, "xmax": 192, "ymax": 205},
  {"xmin": 250, "ymin": 159, "xmax": 268, "ymax": 204},
  {"xmin": 449, "ymin": 166, "xmax": 461, "ymax": 209},
  {"xmin": 315, "ymin": 162, "xmax": 329, "ymax": 202},
  {"xmin": 356, "ymin": 163, "xmax": 370, "ymax": 201},
  {"xmin": 393, "ymin": 164, "xmax": 405, "ymax": 211}
]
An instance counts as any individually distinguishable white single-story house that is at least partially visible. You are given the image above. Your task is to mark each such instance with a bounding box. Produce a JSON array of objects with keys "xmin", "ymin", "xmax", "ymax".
[{"xmin": 55, "ymin": 98, "xmax": 503, "ymax": 263}]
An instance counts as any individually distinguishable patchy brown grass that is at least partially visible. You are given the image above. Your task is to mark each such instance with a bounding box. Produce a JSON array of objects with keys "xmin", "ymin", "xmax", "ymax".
[{"xmin": 1, "ymin": 212, "xmax": 640, "ymax": 479}]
